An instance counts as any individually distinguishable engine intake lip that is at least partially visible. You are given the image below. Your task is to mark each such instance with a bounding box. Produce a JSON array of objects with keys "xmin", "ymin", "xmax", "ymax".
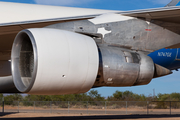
[{"xmin": 11, "ymin": 29, "xmax": 38, "ymax": 93}]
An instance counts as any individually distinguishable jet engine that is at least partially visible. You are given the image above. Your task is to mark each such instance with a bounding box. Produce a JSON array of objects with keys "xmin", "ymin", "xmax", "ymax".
[
  {"xmin": 94, "ymin": 46, "xmax": 154, "ymax": 87},
  {"xmin": 11, "ymin": 28, "xmax": 172, "ymax": 95},
  {"xmin": 11, "ymin": 28, "xmax": 99, "ymax": 95}
]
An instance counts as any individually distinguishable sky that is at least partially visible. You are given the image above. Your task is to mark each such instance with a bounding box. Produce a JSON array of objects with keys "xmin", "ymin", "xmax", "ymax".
[
  {"xmin": 0, "ymin": 0, "xmax": 179, "ymax": 10},
  {"xmin": 1, "ymin": 0, "xmax": 180, "ymax": 97}
]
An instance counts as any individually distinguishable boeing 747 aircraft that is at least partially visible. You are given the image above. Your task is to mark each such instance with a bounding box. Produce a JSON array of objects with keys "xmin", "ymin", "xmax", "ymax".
[{"xmin": 0, "ymin": 0, "xmax": 180, "ymax": 95}]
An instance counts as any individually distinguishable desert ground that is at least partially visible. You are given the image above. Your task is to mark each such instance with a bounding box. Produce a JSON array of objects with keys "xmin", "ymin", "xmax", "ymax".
[
  {"xmin": 0, "ymin": 104, "xmax": 180, "ymax": 119},
  {"xmin": 0, "ymin": 113, "xmax": 180, "ymax": 120}
]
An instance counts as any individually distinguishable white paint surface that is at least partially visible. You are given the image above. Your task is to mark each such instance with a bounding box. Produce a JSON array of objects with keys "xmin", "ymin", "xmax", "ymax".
[
  {"xmin": 97, "ymin": 27, "xmax": 111, "ymax": 38},
  {"xmin": 0, "ymin": 2, "xmax": 118, "ymax": 25},
  {"xmin": 26, "ymin": 29, "xmax": 99, "ymax": 95},
  {"xmin": 89, "ymin": 13, "xmax": 135, "ymax": 25},
  {"xmin": 146, "ymin": 21, "xmax": 150, "ymax": 25}
]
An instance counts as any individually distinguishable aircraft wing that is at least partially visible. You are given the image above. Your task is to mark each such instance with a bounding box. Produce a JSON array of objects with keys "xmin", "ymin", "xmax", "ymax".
[
  {"xmin": 120, "ymin": 6, "xmax": 180, "ymax": 48},
  {"xmin": 0, "ymin": 2, "xmax": 117, "ymax": 35},
  {"xmin": 121, "ymin": 6, "xmax": 180, "ymax": 23},
  {"xmin": 0, "ymin": 2, "xmax": 117, "ymax": 61},
  {"xmin": 1, "ymin": 2, "xmax": 180, "ymax": 59},
  {"xmin": 0, "ymin": 1, "xmax": 179, "ymax": 94}
]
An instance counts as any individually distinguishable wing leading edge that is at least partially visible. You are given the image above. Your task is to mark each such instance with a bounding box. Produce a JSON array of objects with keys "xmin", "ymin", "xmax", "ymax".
[{"xmin": 121, "ymin": 6, "xmax": 180, "ymax": 23}]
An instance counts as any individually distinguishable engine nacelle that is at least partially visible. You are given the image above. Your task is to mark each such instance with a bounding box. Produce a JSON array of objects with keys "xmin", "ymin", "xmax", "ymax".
[
  {"xmin": 11, "ymin": 28, "xmax": 99, "ymax": 95},
  {"xmin": 94, "ymin": 46, "xmax": 155, "ymax": 87},
  {"xmin": 11, "ymin": 28, "xmax": 172, "ymax": 95}
]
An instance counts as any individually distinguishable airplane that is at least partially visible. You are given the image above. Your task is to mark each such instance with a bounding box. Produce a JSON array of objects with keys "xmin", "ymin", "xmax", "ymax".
[
  {"xmin": 0, "ymin": 0, "xmax": 180, "ymax": 95},
  {"xmin": 149, "ymin": 48, "xmax": 180, "ymax": 70}
]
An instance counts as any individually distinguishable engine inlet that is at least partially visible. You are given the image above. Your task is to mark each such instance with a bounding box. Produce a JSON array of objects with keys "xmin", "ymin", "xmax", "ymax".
[{"xmin": 11, "ymin": 30, "xmax": 37, "ymax": 93}]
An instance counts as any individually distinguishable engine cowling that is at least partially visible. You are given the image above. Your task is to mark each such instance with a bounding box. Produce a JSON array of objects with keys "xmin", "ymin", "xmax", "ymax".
[
  {"xmin": 11, "ymin": 28, "xmax": 99, "ymax": 95},
  {"xmin": 94, "ymin": 46, "xmax": 154, "ymax": 87},
  {"xmin": 94, "ymin": 45, "xmax": 172, "ymax": 87},
  {"xmin": 11, "ymin": 28, "xmax": 172, "ymax": 95}
]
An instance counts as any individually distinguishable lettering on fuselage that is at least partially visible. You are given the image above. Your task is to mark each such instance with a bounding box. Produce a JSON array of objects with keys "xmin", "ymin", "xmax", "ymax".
[{"xmin": 158, "ymin": 52, "xmax": 172, "ymax": 57}]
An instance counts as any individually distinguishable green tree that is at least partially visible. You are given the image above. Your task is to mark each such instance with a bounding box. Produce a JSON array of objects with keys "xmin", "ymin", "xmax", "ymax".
[
  {"xmin": 108, "ymin": 90, "xmax": 147, "ymax": 101},
  {"xmin": 157, "ymin": 93, "xmax": 170, "ymax": 101},
  {"xmin": 111, "ymin": 90, "xmax": 123, "ymax": 101},
  {"xmin": 4, "ymin": 94, "xmax": 23, "ymax": 101},
  {"xmin": 88, "ymin": 90, "xmax": 105, "ymax": 101},
  {"xmin": 0, "ymin": 94, "xmax": 3, "ymax": 98},
  {"xmin": 24, "ymin": 95, "xmax": 52, "ymax": 101},
  {"xmin": 170, "ymin": 93, "xmax": 180, "ymax": 101}
]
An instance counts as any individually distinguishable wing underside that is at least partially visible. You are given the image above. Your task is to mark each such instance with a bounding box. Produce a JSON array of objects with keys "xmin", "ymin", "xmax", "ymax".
[{"xmin": 1, "ymin": 2, "xmax": 180, "ymax": 54}]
